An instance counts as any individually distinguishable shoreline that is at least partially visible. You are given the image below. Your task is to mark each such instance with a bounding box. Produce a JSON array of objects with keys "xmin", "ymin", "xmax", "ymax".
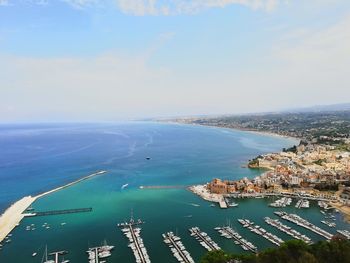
[
  {"xmin": 160, "ymin": 121, "xmax": 301, "ymax": 144},
  {"xmin": 0, "ymin": 170, "xmax": 107, "ymax": 243}
]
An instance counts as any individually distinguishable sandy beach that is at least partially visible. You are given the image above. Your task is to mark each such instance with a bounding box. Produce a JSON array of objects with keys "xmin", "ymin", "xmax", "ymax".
[{"xmin": 0, "ymin": 170, "xmax": 107, "ymax": 243}]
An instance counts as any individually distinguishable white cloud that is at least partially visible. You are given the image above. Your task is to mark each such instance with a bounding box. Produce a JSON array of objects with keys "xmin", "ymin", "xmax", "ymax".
[
  {"xmin": 0, "ymin": 0, "xmax": 9, "ymax": 6},
  {"xmin": 115, "ymin": 0, "xmax": 281, "ymax": 16}
]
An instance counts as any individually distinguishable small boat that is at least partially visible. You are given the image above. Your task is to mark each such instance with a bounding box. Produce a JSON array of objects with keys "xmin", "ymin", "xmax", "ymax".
[
  {"xmin": 121, "ymin": 184, "xmax": 129, "ymax": 190},
  {"xmin": 146, "ymin": 157, "xmax": 151, "ymax": 160},
  {"xmin": 32, "ymin": 252, "xmax": 37, "ymax": 257},
  {"xmin": 61, "ymin": 222, "xmax": 66, "ymax": 226}
]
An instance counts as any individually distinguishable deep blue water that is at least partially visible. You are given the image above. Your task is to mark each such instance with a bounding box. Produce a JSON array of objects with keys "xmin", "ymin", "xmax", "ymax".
[
  {"xmin": 0, "ymin": 122, "xmax": 297, "ymax": 213},
  {"xmin": 4, "ymin": 122, "xmax": 346, "ymax": 263}
]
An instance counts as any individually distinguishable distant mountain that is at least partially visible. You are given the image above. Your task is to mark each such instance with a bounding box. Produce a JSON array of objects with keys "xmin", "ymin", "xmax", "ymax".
[{"xmin": 284, "ymin": 103, "xmax": 350, "ymax": 113}]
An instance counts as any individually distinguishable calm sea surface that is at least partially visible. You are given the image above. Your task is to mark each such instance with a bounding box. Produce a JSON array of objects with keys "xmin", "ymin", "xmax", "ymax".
[{"xmin": 0, "ymin": 122, "xmax": 348, "ymax": 262}]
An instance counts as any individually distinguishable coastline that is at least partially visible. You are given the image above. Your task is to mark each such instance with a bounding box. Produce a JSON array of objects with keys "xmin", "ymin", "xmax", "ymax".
[
  {"xmin": 160, "ymin": 121, "xmax": 301, "ymax": 144},
  {"xmin": 0, "ymin": 170, "xmax": 107, "ymax": 243}
]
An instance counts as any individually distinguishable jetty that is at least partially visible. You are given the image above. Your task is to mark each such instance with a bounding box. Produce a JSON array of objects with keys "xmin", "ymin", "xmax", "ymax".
[
  {"xmin": 0, "ymin": 170, "xmax": 107, "ymax": 243},
  {"xmin": 295, "ymin": 199, "xmax": 309, "ymax": 209},
  {"xmin": 215, "ymin": 226, "xmax": 257, "ymax": 253},
  {"xmin": 139, "ymin": 185, "xmax": 186, "ymax": 189},
  {"xmin": 337, "ymin": 230, "xmax": 350, "ymax": 239},
  {"xmin": 274, "ymin": 211, "xmax": 333, "ymax": 240},
  {"xmin": 238, "ymin": 219, "xmax": 284, "ymax": 246},
  {"xmin": 87, "ymin": 241, "xmax": 114, "ymax": 263},
  {"xmin": 49, "ymin": 250, "xmax": 69, "ymax": 263},
  {"xmin": 118, "ymin": 217, "xmax": 151, "ymax": 263},
  {"xmin": 269, "ymin": 197, "xmax": 292, "ymax": 208},
  {"xmin": 189, "ymin": 227, "xmax": 220, "ymax": 251},
  {"xmin": 24, "ymin": 207, "xmax": 92, "ymax": 217},
  {"xmin": 264, "ymin": 217, "xmax": 312, "ymax": 244},
  {"xmin": 163, "ymin": 232, "xmax": 195, "ymax": 263}
]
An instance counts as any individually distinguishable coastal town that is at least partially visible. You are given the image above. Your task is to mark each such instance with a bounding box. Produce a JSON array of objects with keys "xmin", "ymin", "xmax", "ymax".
[{"xmin": 186, "ymin": 111, "xmax": 350, "ymax": 222}]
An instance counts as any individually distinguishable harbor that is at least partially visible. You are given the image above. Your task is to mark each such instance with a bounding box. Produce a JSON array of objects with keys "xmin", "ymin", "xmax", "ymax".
[
  {"xmin": 118, "ymin": 217, "xmax": 151, "ymax": 263},
  {"xmin": 87, "ymin": 241, "xmax": 115, "ymax": 263},
  {"xmin": 189, "ymin": 227, "xmax": 221, "ymax": 251},
  {"xmin": 0, "ymin": 170, "xmax": 107, "ymax": 243},
  {"xmin": 274, "ymin": 211, "xmax": 334, "ymax": 240},
  {"xmin": 295, "ymin": 199, "xmax": 310, "ymax": 209},
  {"xmin": 264, "ymin": 217, "xmax": 312, "ymax": 244},
  {"xmin": 238, "ymin": 219, "xmax": 284, "ymax": 246},
  {"xmin": 215, "ymin": 226, "xmax": 257, "ymax": 253},
  {"xmin": 162, "ymin": 232, "xmax": 195, "ymax": 263}
]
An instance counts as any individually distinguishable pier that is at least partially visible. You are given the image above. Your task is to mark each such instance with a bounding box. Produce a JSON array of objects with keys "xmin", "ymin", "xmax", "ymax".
[
  {"xmin": 215, "ymin": 226, "xmax": 257, "ymax": 253},
  {"xmin": 274, "ymin": 211, "xmax": 333, "ymax": 240},
  {"xmin": 189, "ymin": 227, "xmax": 220, "ymax": 251},
  {"xmin": 49, "ymin": 250, "xmax": 69, "ymax": 263},
  {"xmin": 238, "ymin": 219, "xmax": 284, "ymax": 246},
  {"xmin": 24, "ymin": 207, "xmax": 92, "ymax": 217},
  {"xmin": 0, "ymin": 170, "xmax": 107, "ymax": 243},
  {"xmin": 139, "ymin": 185, "xmax": 187, "ymax": 189},
  {"xmin": 264, "ymin": 217, "xmax": 312, "ymax": 244},
  {"xmin": 163, "ymin": 232, "xmax": 195, "ymax": 263},
  {"xmin": 118, "ymin": 218, "xmax": 151, "ymax": 263},
  {"xmin": 87, "ymin": 241, "xmax": 114, "ymax": 263}
]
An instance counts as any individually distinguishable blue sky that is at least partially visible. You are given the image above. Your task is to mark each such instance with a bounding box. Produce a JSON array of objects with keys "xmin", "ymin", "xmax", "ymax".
[{"xmin": 1, "ymin": 0, "xmax": 350, "ymax": 121}]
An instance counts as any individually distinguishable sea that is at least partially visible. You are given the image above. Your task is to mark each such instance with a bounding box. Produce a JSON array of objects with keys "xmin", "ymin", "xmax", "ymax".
[{"xmin": 0, "ymin": 122, "xmax": 349, "ymax": 262}]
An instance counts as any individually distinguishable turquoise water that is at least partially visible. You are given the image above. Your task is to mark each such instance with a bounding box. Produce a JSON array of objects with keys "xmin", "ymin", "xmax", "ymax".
[{"xmin": 0, "ymin": 122, "xmax": 348, "ymax": 262}]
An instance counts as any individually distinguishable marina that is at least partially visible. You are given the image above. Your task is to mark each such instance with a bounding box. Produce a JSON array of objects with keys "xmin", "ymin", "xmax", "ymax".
[
  {"xmin": 264, "ymin": 217, "xmax": 312, "ymax": 244},
  {"xmin": 268, "ymin": 197, "xmax": 292, "ymax": 208},
  {"xmin": 274, "ymin": 211, "xmax": 333, "ymax": 240},
  {"xmin": 215, "ymin": 225, "xmax": 257, "ymax": 253},
  {"xmin": 189, "ymin": 227, "xmax": 221, "ymax": 251},
  {"xmin": 87, "ymin": 241, "xmax": 114, "ymax": 263},
  {"xmin": 0, "ymin": 170, "xmax": 106, "ymax": 243},
  {"xmin": 238, "ymin": 219, "xmax": 284, "ymax": 246},
  {"xmin": 118, "ymin": 217, "xmax": 151, "ymax": 263},
  {"xmin": 162, "ymin": 232, "xmax": 195, "ymax": 263},
  {"xmin": 295, "ymin": 199, "xmax": 310, "ymax": 209},
  {"xmin": 337, "ymin": 230, "xmax": 350, "ymax": 239}
]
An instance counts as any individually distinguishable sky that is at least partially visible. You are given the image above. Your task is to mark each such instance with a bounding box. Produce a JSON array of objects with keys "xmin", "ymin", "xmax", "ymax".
[{"xmin": 1, "ymin": 0, "xmax": 350, "ymax": 122}]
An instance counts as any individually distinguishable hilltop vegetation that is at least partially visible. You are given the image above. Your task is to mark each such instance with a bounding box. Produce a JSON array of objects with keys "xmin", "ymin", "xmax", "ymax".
[
  {"xmin": 174, "ymin": 111, "xmax": 350, "ymax": 148},
  {"xmin": 200, "ymin": 238, "xmax": 350, "ymax": 263}
]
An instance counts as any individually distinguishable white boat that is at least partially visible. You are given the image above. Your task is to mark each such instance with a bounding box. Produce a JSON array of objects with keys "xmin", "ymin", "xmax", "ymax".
[{"xmin": 121, "ymin": 184, "xmax": 129, "ymax": 190}]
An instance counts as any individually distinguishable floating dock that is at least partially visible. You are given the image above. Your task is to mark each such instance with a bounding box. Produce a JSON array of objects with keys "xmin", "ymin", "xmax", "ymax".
[
  {"xmin": 238, "ymin": 219, "xmax": 284, "ymax": 246},
  {"xmin": 189, "ymin": 227, "xmax": 220, "ymax": 251},
  {"xmin": 118, "ymin": 218, "xmax": 151, "ymax": 263},
  {"xmin": 274, "ymin": 211, "xmax": 333, "ymax": 240},
  {"xmin": 215, "ymin": 226, "xmax": 257, "ymax": 253},
  {"xmin": 163, "ymin": 232, "xmax": 195, "ymax": 263},
  {"xmin": 264, "ymin": 217, "xmax": 312, "ymax": 244}
]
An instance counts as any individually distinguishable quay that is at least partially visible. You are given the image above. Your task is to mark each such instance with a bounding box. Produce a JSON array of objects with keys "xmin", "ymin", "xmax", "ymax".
[
  {"xmin": 189, "ymin": 227, "xmax": 221, "ymax": 251},
  {"xmin": 238, "ymin": 219, "xmax": 284, "ymax": 246},
  {"xmin": 0, "ymin": 170, "xmax": 106, "ymax": 243},
  {"xmin": 118, "ymin": 218, "xmax": 151, "ymax": 263},
  {"xmin": 274, "ymin": 211, "xmax": 333, "ymax": 240},
  {"xmin": 163, "ymin": 232, "xmax": 195, "ymax": 263},
  {"xmin": 24, "ymin": 207, "xmax": 92, "ymax": 217},
  {"xmin": 264, "ymin": 217, "xmax": 312, "ymax": 244},
  {"xmin": 215, "ymin": 226, "xmax": 257, "ymax": 253}
]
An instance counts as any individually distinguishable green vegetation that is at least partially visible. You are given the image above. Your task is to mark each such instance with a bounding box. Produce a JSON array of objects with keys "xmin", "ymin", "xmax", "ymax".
[{"xmin": 200, "ymin": 238, "xmax": 350, "ymax": 263}]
